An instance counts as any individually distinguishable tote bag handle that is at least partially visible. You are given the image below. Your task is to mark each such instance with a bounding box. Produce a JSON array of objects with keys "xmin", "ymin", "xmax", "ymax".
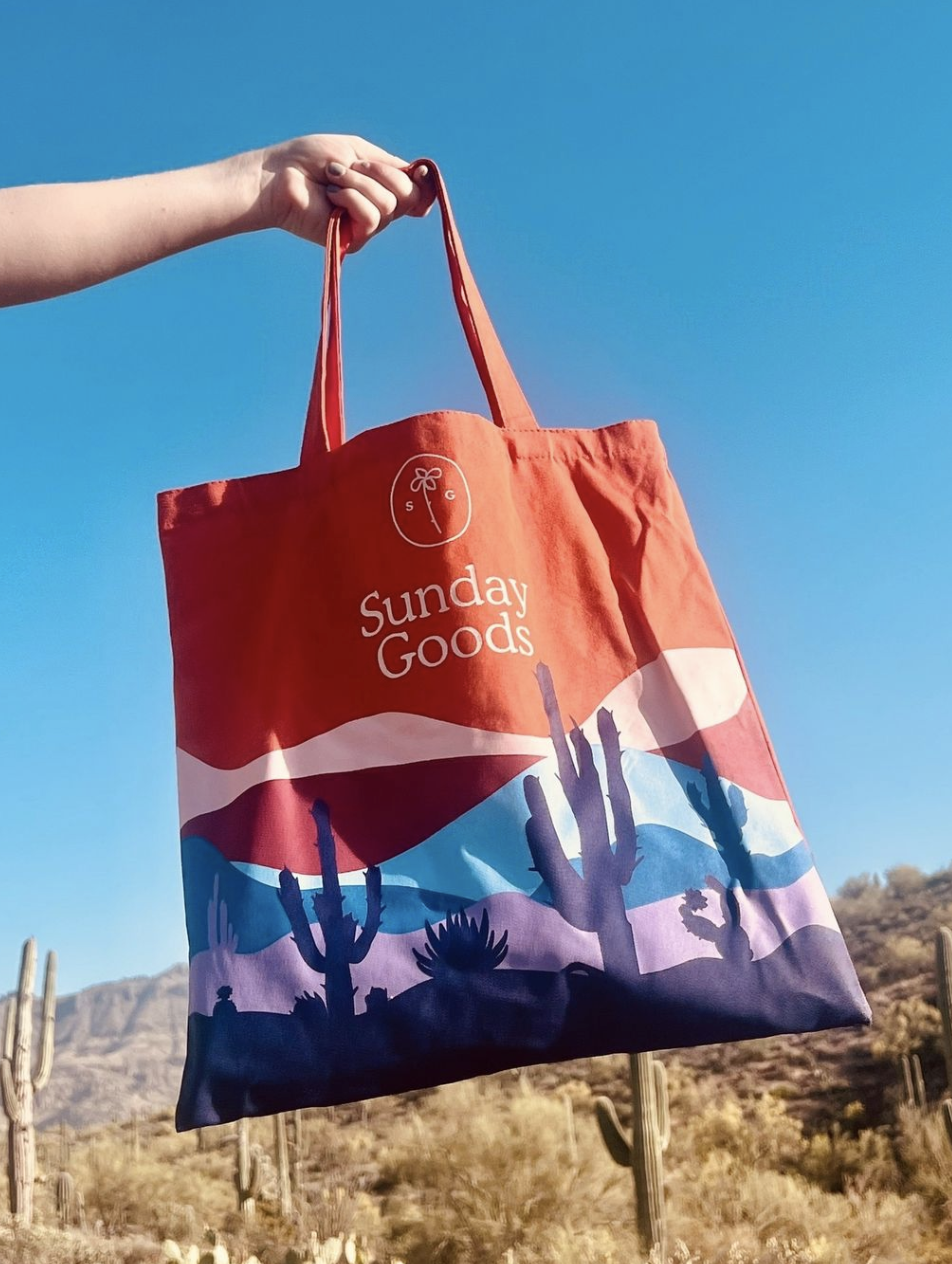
[{"xmin": 300, "ymin": 158, "xmax": 539, "ymax": 462}]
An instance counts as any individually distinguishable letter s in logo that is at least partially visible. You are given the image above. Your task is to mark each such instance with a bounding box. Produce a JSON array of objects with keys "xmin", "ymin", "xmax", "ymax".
[{"xmin": 390, "ymin": 453, "xmax": 472, "ymax": 548}]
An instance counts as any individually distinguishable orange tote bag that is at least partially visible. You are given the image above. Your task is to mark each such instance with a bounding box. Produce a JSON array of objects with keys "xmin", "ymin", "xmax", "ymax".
[{"xmin": 158, "ymin": 161, "xmax": 869, "ymax": 1129}]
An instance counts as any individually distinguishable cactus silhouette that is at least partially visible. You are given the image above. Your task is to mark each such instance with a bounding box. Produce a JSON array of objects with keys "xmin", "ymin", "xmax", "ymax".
[
  {"xmin": 278, "ymin": 799, "xmax": 383, "ymax": 1026},
  {"xmin": 678, "ymin": 755, "xmax": 754, "ymax": 960},
  {"xmin": 413, "ymin": 907, "xmax": 509, "ymax": 978},
  {"xmin": 207, "ymin": 874, "xmax": 238, "ymax": 954},
  {"xmin": 687, "ymin": 754, "xmax": 754, "ymax": 886},
  {"xmin": 679, "ymin": 877, "xmax": 753, "ymax": 964},
  {"xmin": 595, "ymin": 1052, "xmax": 670, "ymax": 1260},
  {"xmin": 1, "ymin": 937, "xmax": 56, "ymax": 1226},
  {"xmin": 365, "ymin": 986, "xmax": 389, "ymax": 1015},
  {"xmin": 523, "ymin": 663, "xmax": 641, "ymax": 978}
]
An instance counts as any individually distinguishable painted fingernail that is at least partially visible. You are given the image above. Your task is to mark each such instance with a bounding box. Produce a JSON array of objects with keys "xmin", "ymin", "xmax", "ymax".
[
  {"xmin": 326, "ymin": 184, "xmax": 341, "ymax": 194},
  {"xmin": 326, "ymin": 161, "xmax": 346, "ymax": 177}
]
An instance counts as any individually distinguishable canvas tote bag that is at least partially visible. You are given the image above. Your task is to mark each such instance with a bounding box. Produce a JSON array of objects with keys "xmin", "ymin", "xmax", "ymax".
[{"xmin": 159, "ymin": 161, "xmax": 870, "ymax": 1130}]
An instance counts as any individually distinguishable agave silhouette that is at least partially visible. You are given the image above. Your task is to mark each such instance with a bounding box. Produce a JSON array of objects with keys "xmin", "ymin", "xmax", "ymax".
[{"xmin": 413, "ymin": 907, "xmax": 510, "ymax": 978}]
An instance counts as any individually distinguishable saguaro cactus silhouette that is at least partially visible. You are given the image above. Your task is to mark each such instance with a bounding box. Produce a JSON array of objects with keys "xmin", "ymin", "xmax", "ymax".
[
  {"xmin": 523, "ymin": 663, "xmax": 641, "ymax": 978},
  {"xmin": 595, "ymin": 1052, "xmax": 670, "ymax": 1260},
  {"xmin": 679, "ymin": 755, "xmax": 754, "ymax": 961},
  {"xmin": 1, "ymin": 937, "xmax": 56, "ymax": 1225},
  {"xmin": 279, "ymin": 799, "xmax": 383, "ymax": 1026}
]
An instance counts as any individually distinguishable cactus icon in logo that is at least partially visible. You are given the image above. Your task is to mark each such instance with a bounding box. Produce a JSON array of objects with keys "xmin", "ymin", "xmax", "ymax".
[{"xmin": 391, "ymin": 453, "xmax": 472, "ymax": 547}]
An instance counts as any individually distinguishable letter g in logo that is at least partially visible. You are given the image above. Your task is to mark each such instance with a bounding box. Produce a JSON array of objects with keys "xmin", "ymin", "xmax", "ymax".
[{"xmin": 390, "ymin": 453, "xmax": 472, "ymax": 548}]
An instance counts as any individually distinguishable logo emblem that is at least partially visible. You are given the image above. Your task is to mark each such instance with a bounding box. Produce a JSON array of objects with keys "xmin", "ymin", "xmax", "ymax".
[{"xmin": 390, "ymin": 453, "xmax": 472, "ymax": 548}]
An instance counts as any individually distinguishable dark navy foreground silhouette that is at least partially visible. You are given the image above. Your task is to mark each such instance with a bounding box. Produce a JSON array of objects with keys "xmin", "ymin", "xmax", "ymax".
[{"xmin": 177, "ymin": 664, "xmax": 869, "ymax": 1129}]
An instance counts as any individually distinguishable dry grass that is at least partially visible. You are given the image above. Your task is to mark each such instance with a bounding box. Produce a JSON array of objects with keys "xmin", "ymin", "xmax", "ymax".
[{"xmin": 5, "ymin": 1048, "xmax": 952, "ymax": 1262}]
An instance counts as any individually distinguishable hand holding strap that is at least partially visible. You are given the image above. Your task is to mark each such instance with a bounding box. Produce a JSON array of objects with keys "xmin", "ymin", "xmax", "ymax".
[{"xmin": 301, "ymin": 158, "xmax": 538, "ymax": 461}]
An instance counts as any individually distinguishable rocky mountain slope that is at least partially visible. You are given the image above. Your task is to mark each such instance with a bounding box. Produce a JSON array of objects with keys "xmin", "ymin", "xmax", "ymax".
[{"xmin": 26, "ymin": 964, "xmax": 188, "ymax": 1130}]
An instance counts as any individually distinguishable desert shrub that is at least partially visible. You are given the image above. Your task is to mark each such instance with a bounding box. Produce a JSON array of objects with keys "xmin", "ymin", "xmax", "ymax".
[
  {"xmin": 879, "ymin": 934, "xmax": 933, "ymax": 982},
  {"xmin": 799, "ymin": 1123, "xmax": 898, "ymax": 1193},
  {"xmin": 869, "ymin": 997, "xmax": 943, "ymax": 1062},
  {"xmin": 70, "ymin": 1127, "xmax": 235, "ymax": 1239},
  {"xmin": 893, "ymin": 1103, "xmax": 952, "ymax": 1241},
  {"xmin": 0, "ymin": 1218, "xmax": 130, "ymax": 1264},
  {"xmin": 885, "ymin": 865, "xmax": 928, "ymax": 900},
  {"xmin": 672, "ymin": 1092, "xmax": 803, "ymax": 1173},
  {"xmin": 836, "ymin": 873, "xmax": 882, "ymax": 902},
  {"xmin": 377, "ymin": 1077, "xmax": 628, "ymax": 1264},
  {"xmin": 667, "ymin": 1152, "xmax": 932, "ymax": 1264}
]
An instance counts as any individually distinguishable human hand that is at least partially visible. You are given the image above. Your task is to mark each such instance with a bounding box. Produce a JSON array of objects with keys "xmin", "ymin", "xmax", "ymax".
[{"xmin": 249, "ymin": 134, "xmax": 434, "ymax": 253}]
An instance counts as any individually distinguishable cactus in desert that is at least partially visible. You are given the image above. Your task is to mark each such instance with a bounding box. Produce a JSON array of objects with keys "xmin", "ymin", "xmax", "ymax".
[
  {"xmin": 274, "ymin": 1111, "xmax": 293, "ymax": 1218},
  {"xmin": 523, "ymin": 663, "xmax": 642, "ymax": 978},
  {"xmin": 900, "ymin": 1051, "xmax": 927, "ymax": 1111},
  {"xmin": 595, "ymin": 1052, "xmax": 669, "ymax": 1261},
  {"xmin": 1, "ymin": 937, "xmax": 57, "ymax": 1225},
  {"xmin": 936, "ymin": 926, "xmax": 952, "ymax": 1088},
  {"xmin": 290, "ymin": 1108, "xmax": 305, "ymax": 1195},
  {"xmin": 278, "ymin": 800, "xmax": 383, "ymax": 1026},
  {"xmin": 234, "ymin": 1116, "xmax": 261, "ymax": 1222},
  {"xmin": 934, "ymin": 926, "xmax": 952, "ymax": 1151},
  {"xmin": 56, "ymin": 1169, "xmax": 85, "ymax": 1229},
  {"xmin": 309, "ymin": 1234, "xmax": 360, "ymax": 1264}
]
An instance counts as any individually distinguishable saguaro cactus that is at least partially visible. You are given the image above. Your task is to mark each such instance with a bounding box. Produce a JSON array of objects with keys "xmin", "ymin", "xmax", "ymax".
[
  {"xmin": 900, "ymin": 1052, "xmax": 927, "ymax": 1110},
  {"xmin": 56, "ymin": 1170, "xmax": 85, "ymax": 1229},
  {"xmin": 274, "ymin": 1111, "xmax": 293, "ymax": 1218},
  {"xmin": 936, "ymin": 926, "xmax": 952, "ymax": 1089},
  {"xmin": 595, "ymin": 1052, "xmax": 669, "ymax": 1261},
  {"xmin": 1, "ymin": 937, "xmax": 57, "ymax": 1225},
  {"xmin": 291, "ymin": 1108, "xmax": 305, "ymax": 1195},
  {"xmin": 278, "ymin": 800, "xmax": 383, "ymax": 1026},
  {"xmin": 234, "ymin": 1116, "xmax": 261, "ymax": 1222},
  {"xmin": 523, "ymin": 663, "xmax": 642, "ymax": 978}
]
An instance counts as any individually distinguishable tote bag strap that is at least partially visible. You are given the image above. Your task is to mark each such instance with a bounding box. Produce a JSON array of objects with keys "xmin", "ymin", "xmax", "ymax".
[{"xmin": 301, "ymin": 158, "xmax": 539, "ymax": 462}]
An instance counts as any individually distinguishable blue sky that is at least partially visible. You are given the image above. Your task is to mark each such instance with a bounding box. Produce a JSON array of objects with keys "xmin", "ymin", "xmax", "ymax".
[{"xmin": 2, "ymin": 2, "xmax": 950, "ymax": 996}]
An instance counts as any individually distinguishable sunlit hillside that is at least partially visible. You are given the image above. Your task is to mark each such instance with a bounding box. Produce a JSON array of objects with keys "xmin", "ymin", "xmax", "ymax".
[{"xmin": 4, "ymin": 862, "xmax": 952, "ymax": 1264}]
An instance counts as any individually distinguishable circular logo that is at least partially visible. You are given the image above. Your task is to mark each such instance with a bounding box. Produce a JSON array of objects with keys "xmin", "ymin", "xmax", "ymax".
[{"xmin": 390, "ymin": 453, "xmax": 472, "ymax": 548}]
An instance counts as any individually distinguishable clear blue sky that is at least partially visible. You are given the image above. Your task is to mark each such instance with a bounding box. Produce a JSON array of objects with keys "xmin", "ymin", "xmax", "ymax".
[{"xmin": 2, "ymin": 2, "xmax": 950, "ymax": 996}]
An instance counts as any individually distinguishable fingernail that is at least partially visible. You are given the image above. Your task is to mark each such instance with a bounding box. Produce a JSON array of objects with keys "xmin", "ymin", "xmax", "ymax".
[
  {"xmin": 326, "ymin": 184, "xmax": 341, "ymax": 194},
  {"xmin": 416, "ymin": 164, "xmax": 430, "ymax": 178},
  {"xmin": 327, "ymin": 161, "xmax": 346, "ymax": 177}
]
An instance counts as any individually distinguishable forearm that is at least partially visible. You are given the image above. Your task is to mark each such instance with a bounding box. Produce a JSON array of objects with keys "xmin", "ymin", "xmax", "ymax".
[{"xmin": 0, "ymin": 151, "xmax": 265, "ymax": 306}]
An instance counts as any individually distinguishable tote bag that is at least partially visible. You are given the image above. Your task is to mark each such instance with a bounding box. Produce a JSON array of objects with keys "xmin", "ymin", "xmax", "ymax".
[{"xmin": 159, "ymin": 161, "xmax": 870, "ymax": 1130}]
